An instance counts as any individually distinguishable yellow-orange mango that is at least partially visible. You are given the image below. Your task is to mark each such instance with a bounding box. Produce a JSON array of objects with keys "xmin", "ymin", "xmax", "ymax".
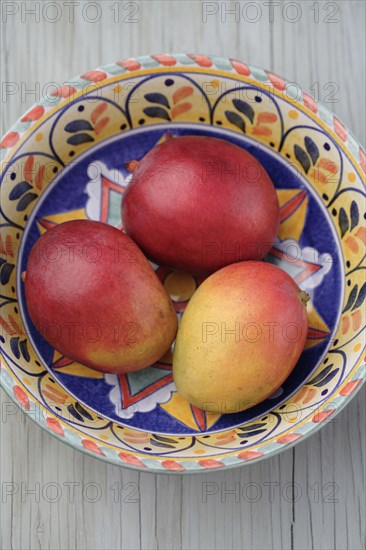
[{"xmin": 173, "ymin": 261, "xmax": 308, "ymax": 413}]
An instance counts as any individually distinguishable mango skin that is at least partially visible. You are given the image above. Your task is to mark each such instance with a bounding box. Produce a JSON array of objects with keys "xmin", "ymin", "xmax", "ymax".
[
  {"xmin": 25, "ymin": 220, "xmax": 177, "ymax": 374},
  {"xmin": 122, "ymin": 136, "xmax": 280, "ymax": 276},
  {"xmin": 173, "ymin": 262, "xmax": 308, "ymax": 413}
]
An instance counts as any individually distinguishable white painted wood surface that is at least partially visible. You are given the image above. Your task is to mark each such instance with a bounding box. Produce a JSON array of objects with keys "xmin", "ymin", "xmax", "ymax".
[{"xmin": 1, "ymin": 1, "xmax": 365, "ymax": 549}]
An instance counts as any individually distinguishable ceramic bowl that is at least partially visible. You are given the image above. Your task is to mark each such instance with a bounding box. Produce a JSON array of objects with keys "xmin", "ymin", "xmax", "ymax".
[{"xmin": 1, "ymin": 54, "xmax": 365, "ymax": 473}]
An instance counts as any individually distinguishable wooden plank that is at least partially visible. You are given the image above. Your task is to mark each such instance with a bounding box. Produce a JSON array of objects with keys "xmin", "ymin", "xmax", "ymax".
[{"xmin": 1, "ymin": 1, "xmax": 364, "ymax": 548}]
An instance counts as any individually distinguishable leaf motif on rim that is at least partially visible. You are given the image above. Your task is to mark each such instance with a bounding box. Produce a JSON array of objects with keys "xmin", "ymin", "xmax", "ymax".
[
  {"xmin": 225, "ymin": 111, "xmax": 245, "ymax": 132},
  {"xmin": 352, "ymin": 282, "xmax": 366, "ymax": 311},
  {"xmin": 232, "ymin": 99, "xmax": 254, "ymax": 123},
  {"xmin": 143, "ymin": 107, "xmax": 171, "ymax": 121},
  {"xmin": 66, "ymin": 134, "xmax": 95, "ymax": 146},
  {"xmin": 312, "ymin": 368, "xmax": 339, "ymax": 388},
  {"xmin": 0, "ymin": 262, "xmax": 14, "ymax": 285},
  {"xmin": 67, "ymin": 404, "xmax": 84, "ymax": 422},
  {"xmin": 343, "ymin": 285, "xmax": 358, "ymax": 312},
  {"xmin": 350, "ymin": 201, "xmax": 359, "ymax": 231},
  {"xmin": 144, "ymin": 93, "xmax": 170, "ymax": 109},
  {"xmin": 304, "ymin": 136, "xmax": 319, "ymax": 165},
  {"xmin": 19, "ymin": 340, "xmax": 30, "ymax": 362},
  {"xmin": 75, "ymin": 402, "xmax": 94, "ymax": 421},
  {"xmin": 309, "ymin": 364, "xmax": 334, "ymax": 385},
  {"xmin": 16, "ymin": 193, "xmax": 38, "ymax": 211},
  {"xmin": 339, "ymin": 207, "xmax": 349, "ymax": 238},
  {"xmin": 9, "ymin": 181, "xmax": 32, "ymax": 201},
  {"xmin": 238, "ymin": 423, "xmax": 266, "ymax": 431},
  {"xmin": 10, "ymin": 336, "xmax": 20, "ymax": 359},
  {"xmin": 238, "ymin": 429, "xmax": 267, "ymax": 437},
  {"xmin": 294, "ymin": 145, "xmax": 311, "ymax": 174},
  {"xmin": 65, "ymin": 120, "xmax": 94, "ymax": 133}
]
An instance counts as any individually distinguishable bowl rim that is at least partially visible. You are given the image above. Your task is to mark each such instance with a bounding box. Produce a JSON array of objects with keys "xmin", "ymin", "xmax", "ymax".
[
  {"xmin": 1, "ymin": 371, "xmax": 364, "ymax": 475},
  {"xmin": 1, "ymin": 53, "xmax": 365, "ymax": 474}
]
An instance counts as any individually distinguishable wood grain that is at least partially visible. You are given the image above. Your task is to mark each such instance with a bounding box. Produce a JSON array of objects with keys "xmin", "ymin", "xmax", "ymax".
[{"xmin": 1, "ymin": 1, "xmax": 365, "ymax": 549}]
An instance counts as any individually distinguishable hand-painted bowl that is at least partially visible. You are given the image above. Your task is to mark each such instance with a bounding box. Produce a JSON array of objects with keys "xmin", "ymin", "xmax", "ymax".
[{"xmin": 1, "ymin": 54, "xmax": 365, "ymax": 473}]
